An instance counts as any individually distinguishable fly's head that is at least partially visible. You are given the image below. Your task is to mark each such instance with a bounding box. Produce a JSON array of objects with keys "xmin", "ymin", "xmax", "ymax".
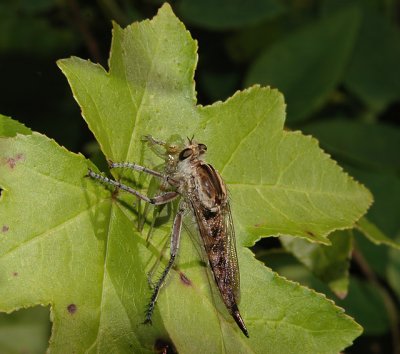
[
  {"xmin": 143, "ymin": 134, "xmax": 207, "ymax": 173},
  {"xmin": 178, "ymin": 140, "xmax": 207, "ymax": 163}
]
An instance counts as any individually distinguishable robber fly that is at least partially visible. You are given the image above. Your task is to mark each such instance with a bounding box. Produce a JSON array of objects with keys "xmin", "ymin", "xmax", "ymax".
[{"xmin": 88, "ymin": 135, "xmax": 249, "ymax": 337}]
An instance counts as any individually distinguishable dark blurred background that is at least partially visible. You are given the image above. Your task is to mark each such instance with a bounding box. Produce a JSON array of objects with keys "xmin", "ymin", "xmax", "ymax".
[{"xmin": 0, "ymin": 0, "xmax": 399, "ymax": 353}]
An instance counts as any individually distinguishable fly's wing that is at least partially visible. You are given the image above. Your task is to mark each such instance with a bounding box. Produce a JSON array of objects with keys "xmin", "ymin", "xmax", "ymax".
[
  {"xmin": 225, "ymin": 202, "xmax": 240, "ymax": 301},
  {"xmin": 191, "ymin": 199, "xmax": 241, "ymax": 304}
]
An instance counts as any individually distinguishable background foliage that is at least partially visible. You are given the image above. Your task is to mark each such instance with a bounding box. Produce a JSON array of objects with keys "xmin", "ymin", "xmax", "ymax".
[{"xmin": 0, "ymin": 0, "xmax": 399, "ymax": 353}]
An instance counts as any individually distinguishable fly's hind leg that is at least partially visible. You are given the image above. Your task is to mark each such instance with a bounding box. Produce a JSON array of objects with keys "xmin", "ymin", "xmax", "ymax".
[
  {"xmin": 146, "ymin": 229, "xmax": 170, "ymax": 289},
  {"xmin": 144, "ymin": 202, "xmax": 185, "ymax": 324}
]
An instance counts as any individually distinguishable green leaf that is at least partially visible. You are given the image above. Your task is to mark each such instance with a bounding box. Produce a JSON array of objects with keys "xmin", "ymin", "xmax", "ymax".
[
  {"xmin": 322, "ymin": 0, "xmax": 400, "ymax": 108},
  {"xmin": 0, "ymin": 131, "xmax": 363, "ymax": 353},
  {"xmin": 302, "ymin": 119, "xmax": 400, "ymax": 173},
  {"xmin": 176, "ymin": 0, "xmax": 284, "ymax": 30},
  {"xmin": 302, "ymin": 119, "xmax": 400, "ymax": 250},
  {"xmin": 245, "ymin": 6, "xmax": 360, "ymax": 122},
  {"xmin": 356, "ymin": 217, "xmax": 400, "ymax": 250},
  {"xmin": 347, "ymin": 168, "xmax": 400, "ymax": 238},
  {"xmin": 58, "ymin": 11, "xmax": 198, "ymax": 163},
  {"xmin": 0, "ymin": 114, "xmax": 31, "ymax": 137},
  {"xmin": 195, "ymin": 88, "xmax": 372, "ymax": 245},
  {"xmin": 344, "ymin": 9, "xmax": 400, "ymax": 109},
  {"xmin": 1, "ymin": 4, "xmax": 371, "ymax": 353},
  {"xmin": 303, "ymin": 124, "xmax": 400, "ymax": 238},
  {"xmin": 280, "ymin": 230, "xmax": 353, "ymax": 298},
  {"xmin": 58, "ymin": 6, "xmax": 372, "ymax": 247}
]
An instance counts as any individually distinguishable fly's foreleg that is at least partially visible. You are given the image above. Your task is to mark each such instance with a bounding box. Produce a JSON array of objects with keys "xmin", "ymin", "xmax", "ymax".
[
  {"xmin": 141, "ymin": 135, "xmax": 167, "ymax": 159},
  {"xmin": 144, "ymin": 203, "xmax": 185, "ymax": 324},
  {"xmin": 109, "ymin": 160, "xmax": 179, "ymax": 186},
  {"xmin": 108, "ymin": 161, "xmax": 166, "ymax": 179},
  {"xmin": 87, "ymin": 169, "xmax": 179, "ymax": 205}
]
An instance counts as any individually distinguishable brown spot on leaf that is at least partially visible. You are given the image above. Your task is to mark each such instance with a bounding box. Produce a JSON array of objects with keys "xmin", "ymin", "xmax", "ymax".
[
  {"xmin": 179, "ymin": 272, "xmax": 192, "ymax": 286},
  {"xmin": 3, "ymin": 153, "xmax": 24, "ymax": 169},
  {"xmin": 12, "ymin": 272, "xmax": 18, "ymax": 276},
  {"xmin": 67, "ymin": 304, "xmax": 77, "ymax": 314},
  {"xmin": 1, "ymin": 225, "xmax": 9, "ymax": 233},
  {"xmin": 306, "ymin": 230, "xmax": 316, "ymax": 237}
]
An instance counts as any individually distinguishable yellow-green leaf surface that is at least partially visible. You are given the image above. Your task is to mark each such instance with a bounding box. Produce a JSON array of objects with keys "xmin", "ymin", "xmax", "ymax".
[
  {"xmin": 0, "ymin": 4, "xmax": 372, "ymax": 353},
  {"xmin": 0, "ymin": 114, "xmax": 31, "ymax": 137}
]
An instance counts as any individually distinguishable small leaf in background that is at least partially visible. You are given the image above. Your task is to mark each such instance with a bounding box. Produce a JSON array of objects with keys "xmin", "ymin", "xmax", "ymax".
[
  {"xmin": 280, "ymin": 230, "xmax": 353, "ymax": 298},
  {"xmin": 0, "ymin": 2, "xmax": 78, "ymax": 55},
  {"xmin": 356, "ymin": 218, "xmax": 400, "ymax": 250},
  {"xmin": 245, "ymin": 6, "xmax": 360, "ymax": 123},
  {"xmin": 0, "ymin": 306, "xmax": 50, "ymax": 354},
  {"xmin": 321, "ymin": 0, "xmax": 400, "ymax": 109},
  {"xmin": 225, "ymin": 20, "xmax": 281, "ymax": 64},
  {"xmin": 344, "ymin": 9, "xmax": 400, "ymax": 109},
  {"xmin": 0, "ymin": 4, "xmax": 373, "ymax": 353},
  {"xmin": 349, "ymin": 170, "xmax": 400, "ymax": 278},
  {"xmin": 176, "ymin": 0, "xmax": 284, "ymax": 30},
  {"xmin": 225, "ymin": 3, "xmax": 325, "ymax": 64},
  {"xmin": 302, "ymin": 119, "xmax": 400, "ymax": 173},
  {"xmin": 347, "ymin": 170, "xmax": 400, "ymax": 240}
]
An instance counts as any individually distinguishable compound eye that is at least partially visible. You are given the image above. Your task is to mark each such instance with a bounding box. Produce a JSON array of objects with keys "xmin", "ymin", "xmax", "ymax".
[
  {"xmin": 179, "ymin": 148, "xmax": 193, "ymax": 160},
  {"xmin": 198, "ymin": 143, "xmax": 207, "ymax": 154}
]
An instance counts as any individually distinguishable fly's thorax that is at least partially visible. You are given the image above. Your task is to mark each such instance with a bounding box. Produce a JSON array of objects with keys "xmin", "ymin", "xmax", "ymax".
[
  {"xmin": 173, "ymin": 140, "xmax": 227, "ymax": 208},
  {"xmin": 195, "ymin": 163, "xmax": 227, "ymax": 210}
]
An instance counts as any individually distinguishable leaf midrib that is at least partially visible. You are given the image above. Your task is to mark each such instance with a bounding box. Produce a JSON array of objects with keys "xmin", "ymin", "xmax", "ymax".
[{"xmin": 123, "ymin": 25, "xmax": 162, "ymax": 163}]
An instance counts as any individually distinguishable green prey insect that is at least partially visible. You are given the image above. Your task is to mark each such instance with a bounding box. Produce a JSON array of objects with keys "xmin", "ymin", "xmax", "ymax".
[{"xmin": 88, "ymin": 135, "xmax": 249, "ymax": 337}]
